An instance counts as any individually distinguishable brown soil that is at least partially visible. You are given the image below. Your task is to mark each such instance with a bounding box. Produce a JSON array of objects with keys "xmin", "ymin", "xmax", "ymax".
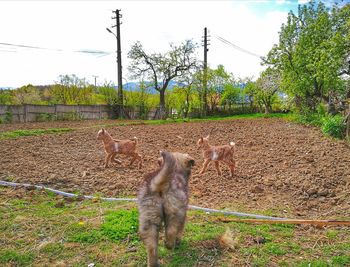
[{"xmin": 1, "ymin": 118, "xmax": 349, "ymax": 219}]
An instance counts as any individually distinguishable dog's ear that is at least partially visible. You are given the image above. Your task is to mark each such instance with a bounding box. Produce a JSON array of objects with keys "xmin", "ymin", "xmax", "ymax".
[
  {"xmin": 102, "ymin": 128, "xmax": 105, "ymax": 133},
  {"xmin": 185, "ymin": 154, "xmax": 195, "ymax": 167},
  {"xmin": 157, "ymin": 157, "xmax": 163, "ymax": 167},
  {"xmin": 160, "ymin": 150, "xmax": 170, "ymax": 161},
  {"xmin": 188, "ymin": 159, "xmax": 195, "ymax": 167}
]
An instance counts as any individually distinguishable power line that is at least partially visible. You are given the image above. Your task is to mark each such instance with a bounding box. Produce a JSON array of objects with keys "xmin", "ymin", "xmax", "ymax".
[
  {"xmin": 214, "ymin": 35, "xmax": 262, "ymax": 58},
  {"xmin": 0, "ymin": 42, "xmax": 112, "ymax": 56}
]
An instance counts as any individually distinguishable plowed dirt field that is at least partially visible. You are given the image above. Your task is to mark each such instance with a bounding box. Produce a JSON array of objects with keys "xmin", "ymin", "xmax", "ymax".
[{"xmin": 1, "ymin": 118, "xmax": 349, "ymax": 219}]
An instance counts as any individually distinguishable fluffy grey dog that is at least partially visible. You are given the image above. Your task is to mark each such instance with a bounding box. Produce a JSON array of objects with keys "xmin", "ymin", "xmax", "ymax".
[{"xmin": 137, "ymin": 151, "xmax": 195, "ymax": 267}]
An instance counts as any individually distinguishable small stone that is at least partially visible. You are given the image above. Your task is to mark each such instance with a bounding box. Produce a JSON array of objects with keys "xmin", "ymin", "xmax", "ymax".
[
  {"xmin": 307, "ymin": 188, "xmax": 318, "ymax": 196},
  {"xmin": 251, "ymin": 185, "xmax": 264, "ymax": 193},
  {"xmin": 317, "ymin": 190, "xmax": 328, "ymax": 197}
]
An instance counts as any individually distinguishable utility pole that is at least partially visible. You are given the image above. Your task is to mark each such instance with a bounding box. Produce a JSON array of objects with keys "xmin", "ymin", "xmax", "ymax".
[
  {"xmin": 92, "ymin": 75, "xmax": 98, "ymax": 90},
  {"xmin": 107, "ymin": 9, "xmax": 123, "ymax": 118},
  {"xmin": 202, "ymin": 27, "xmax": 210, "ymax": 117}
]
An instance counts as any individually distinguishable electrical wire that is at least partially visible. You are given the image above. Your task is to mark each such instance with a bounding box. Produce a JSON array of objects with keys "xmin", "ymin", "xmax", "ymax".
[
  {"xmin": 0, "ymin": 42, "xmax": 112, "ymax": 57},
  {"xmin": 214, "ymin": 35, "xmax": 262, "ymax": 58}
]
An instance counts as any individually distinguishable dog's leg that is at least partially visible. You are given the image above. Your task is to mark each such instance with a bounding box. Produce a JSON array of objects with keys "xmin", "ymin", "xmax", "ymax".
[
  {"xmin": 214, "ymin": 161, "xmax": 222, "ymax": 176},
  {"xmin": 141, "ymin": 225, "xmax": 159, "ymax": 267},
  {"xmin": 199, "ymin": 159, "xmax": 211, "ymax": 175},
  {"xmin": 165, "ymin": 213, "xmax": 186, "ymax": 249},
  {"xmin": 175, "ymin": 217, "xmax": 186, "ymax": 247},
  {"xmin": 165, "ymin": 223, "xmax": 178, "ymax": 250}
]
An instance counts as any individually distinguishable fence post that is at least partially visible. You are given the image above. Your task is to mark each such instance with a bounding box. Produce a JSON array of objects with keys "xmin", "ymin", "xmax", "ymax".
[
  {"xmin": 54, "ymin": 104, "xmax": 58, "ymax": 118},
  {"xmin": 23, "ymin": 104, "xmax": 28, "ymax": 123}
]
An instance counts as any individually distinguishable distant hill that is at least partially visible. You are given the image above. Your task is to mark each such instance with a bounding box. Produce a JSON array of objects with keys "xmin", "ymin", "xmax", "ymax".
[{"xmin": 119, "ymin": 80, "xmax": 184, "ymax": 94}]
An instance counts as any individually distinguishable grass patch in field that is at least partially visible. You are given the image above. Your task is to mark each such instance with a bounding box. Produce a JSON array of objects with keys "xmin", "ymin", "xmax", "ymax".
[
  {"xmin": 67, "ymin": 208, "xmax": 139, "ymax": 244},
  {"xmin": 101, "ymin": 209, "xmax": 139, "ymax": 242},
  {"xmin": 1, "ymin": 187, "xmax": 350, "ymax": 266},
  {"xmin": 0, "ymin": 250, "xmax": 34, "ymax": 266},
  {"xmin": 89, "ymin": 113, "xmax": 290, "ymax": 130},
  {"xmin": 0, "ymin": 128, "xmax": 73, "ymax": 139},
  {"xmin": 332, "ymin": 255, "xmax": 350, "ymax": 266}
]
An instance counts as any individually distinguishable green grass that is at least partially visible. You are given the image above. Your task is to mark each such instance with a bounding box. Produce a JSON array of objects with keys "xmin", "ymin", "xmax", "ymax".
[
  {"xmin": 0, "ymin": 250, "xmax": 34, "ymax": 266},
  {"xmin": 0, "ymin": 113, "xmax": 290, "ymax": 140},
  {"xmin": 0, "ymin": 128, "xmax": 73, "ymax": 139},
  {"xmin": 289, "ymin": 113, "xmax": 347, "ymax": 140},
  {"xmin": 1, "ymin": 187, "xmax": 350, "ymax": 266},
  {"xmin": 0, "ymin": 113, "xmax": 289, "ymax": 140}
]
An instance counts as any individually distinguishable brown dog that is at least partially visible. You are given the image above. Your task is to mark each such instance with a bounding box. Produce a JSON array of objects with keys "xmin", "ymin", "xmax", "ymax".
[
  {"xmin": 197, "ymin": 135, "xmax": 236, "ymax": 177},
  {"xmin": 97, "ymin": 128, "xmax": 142, "ymax": 168},
  {"xmin": 138, "ymin": 151, "xmax": 195, "ymax": 267}
]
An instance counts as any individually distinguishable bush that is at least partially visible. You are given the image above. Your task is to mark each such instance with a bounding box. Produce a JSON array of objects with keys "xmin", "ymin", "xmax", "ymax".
[
  {"xmin": 56, "ymin": 111, "xmax": 83, "ymax": 121},
  {"xmin": 4, "ymin": 111, "xmax": 13, "ymax": 123},
  {"xmin": 36, "ymin": 113, "xmax": 56, "ymax": 122},
  {"xmin": 294, "ymin": 113, "xmax": 323, "ymax": 127},
  {"xmin": 321, "ymin": 115, "xmax": 346, "ymax": 139}
]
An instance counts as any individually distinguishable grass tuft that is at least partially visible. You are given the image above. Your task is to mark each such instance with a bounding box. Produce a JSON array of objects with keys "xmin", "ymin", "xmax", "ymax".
[{"xmin": 0, "ymin": 128, "xmax": 73, "ymax": 140}]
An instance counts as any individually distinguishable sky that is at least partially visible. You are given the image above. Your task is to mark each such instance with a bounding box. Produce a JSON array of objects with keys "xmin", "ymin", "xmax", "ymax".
[{"xmin": 0, "ymin": 0, "xmax": 338, "ymax": 88}]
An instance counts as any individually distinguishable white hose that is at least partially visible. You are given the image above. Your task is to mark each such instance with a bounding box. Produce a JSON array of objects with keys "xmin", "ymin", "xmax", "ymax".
[{"xmin": 0, "ymin": 180, "xmax": 287, "ymax": 221}]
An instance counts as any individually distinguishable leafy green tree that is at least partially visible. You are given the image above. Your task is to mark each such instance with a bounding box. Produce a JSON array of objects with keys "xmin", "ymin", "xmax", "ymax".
[
  {"xmin": 13, "ymin": 84, "xmax": 42, "ymax": 105},
  {"xmin": 0, "ymin": 89, "xmax": 13, "ymax": 104},
  {"xmin": 255, "ymin": 68, "xmax": 281, "ymax": 114},
  {"xmin": 128, "ymin": 40, "xmax": 198, "ymax": 118},
  {"xmin": 220, "ymin": 84, "xmax": 241, "ymax": 109},
  {"xmin": 207, "ymin": 65, "xmax": 233, "ymax": 112},
  {"xmin": 98, "ymin": 81, "xmax": 118, "ymax": 105},
  {"xmin": 241, "ymin": 78, "xmax": 256, "ymax": 110},
  {"xmin": 263, "ymin": 1, "xmax": 350, "ymax": 113},
  {"xmin": 50, "ymin": 74, "xmax": 94, "ymax": 104}
]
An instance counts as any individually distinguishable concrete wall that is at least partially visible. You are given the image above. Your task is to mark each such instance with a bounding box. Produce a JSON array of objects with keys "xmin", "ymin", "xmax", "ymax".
[
  {"xmin": 0, "ymin": 103, "xmax": 255, "ymax": 123},
  {"xmin": 0, "ymin": 104, "xmax": 113, "ymax": 123}
]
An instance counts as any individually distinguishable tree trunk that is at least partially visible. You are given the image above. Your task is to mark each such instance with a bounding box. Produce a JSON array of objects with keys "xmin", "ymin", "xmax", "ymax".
[
  {"xmin": 184, "ymin": 94, "xmax": 190, "ymax": 118},
  {"xmin": 264, "ymin": 105, "xmax": 270, "ymax": 114},
  {"xmin": 263, "ymin": 97, "xmax": 271, "ymax": 114},
  {"xmin": 159, "ymin": 89, "xmax": 166, "ymax": 119}
]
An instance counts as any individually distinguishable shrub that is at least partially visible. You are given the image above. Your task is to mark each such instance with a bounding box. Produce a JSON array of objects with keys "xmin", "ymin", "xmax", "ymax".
[
  {"xmin": 56, "ymin": 111, "xmax": 83, "ymax": 121},
  {"xmin": 4, "ymin": 111, "xmax": 13, "ymax": 123},
  {"xmin": 36, "ymin": 113, "xmax": 56, "ymax": 122},
  {"xmin": 321, "ymin": 115, "xmax": 346, "ymax": 139},
  {"xmin": 294, "ymin": 113, "xmax": 323, "ymax": 127}
]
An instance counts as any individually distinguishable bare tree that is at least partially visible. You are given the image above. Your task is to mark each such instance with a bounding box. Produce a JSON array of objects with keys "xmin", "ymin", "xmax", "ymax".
[{"xmin": 128, "ymin": 40, "xmax": 198, "ymax": 119}]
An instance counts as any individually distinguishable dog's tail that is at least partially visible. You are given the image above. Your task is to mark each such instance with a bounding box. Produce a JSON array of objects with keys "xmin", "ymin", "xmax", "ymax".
[
  {"xmin": 229, "ymin": 141, "xmax": 236, "ymax": 153},
  {"xmin": 150, "ymin": 151, "xmax": 175, "ymax": 193}
]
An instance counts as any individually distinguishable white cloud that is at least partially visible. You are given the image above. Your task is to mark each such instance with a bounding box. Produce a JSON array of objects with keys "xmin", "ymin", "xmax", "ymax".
[{"xmin": 0, "ymin": 0, "xmax": 289, "ymax": 87}]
